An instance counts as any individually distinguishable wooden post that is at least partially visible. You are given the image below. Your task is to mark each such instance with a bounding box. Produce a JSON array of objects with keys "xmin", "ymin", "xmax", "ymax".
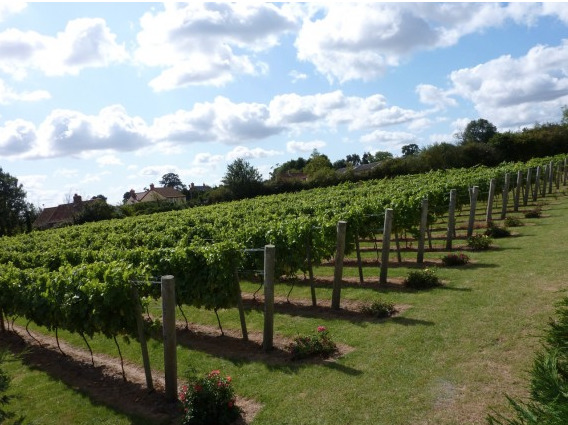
[
  {"xmin": 556, "ymin": 163, "xmax": 561, "ymax": 189},
  {"xmin": 417, "ymin": 198, "xmax": 428, "ymax": 264},
  {"xmin": 306, "ymin": 236, "xmax": 317, "ymax": 307},
  {"xmin": 467, "ymin": 186, "xmax": 479, "ymax": 238},
  {"xmin": 161, "ymin": 275, "xmax": 177, "ymax": 402},
  {"xmin": 263, "ymin": 245, "xmax": 275, "ymax": 352},
  {"xmin": 486, "ymin": 178, "xmax": 496, "ymax": 223},
  {"xmin": 233, "ymin": 269, "xmax": 248, "ymax": 341},
  {"xmin": 131, "ymin": 285, "xmax": 153, "ymax": 392},
  {"xmin": 514, "ymin": 170, "xmax": 522, "ymax": 212},
  {"xmin": 446, "ymin": 189, "xmax": 456, "ymax": 251},
  {"xmin": 501, "ymin": 173, "xmax": 510, "ymax": 220},
  {"xmin": 533, "ymin": 166, "xmax": 541, "ymax": 201},
  {"xmin": 0, "ymin": 308, "xmax": 5, "ymax": 333},
  {"xmin": 541, "ymin": 164, "xmax": 548, "ymax": 197},
  {"xmin": 564, "ymin": 158, "xmax": 567, "ymax": 186},
  {"xmin": 380, "ymin": 209, "xmax": 393, "ymax": 285},
  {"xmin": 548, "ymin": 161, "xmax": 553, "ymax": 194},
  {"xmin": 524, "ymin": 167, "xmax": 532, "ymax": 206},
  {"xmin": 331, "ymin": 221, "xmax": 347, "ymax": 310},
  {"xmin": 355, "ymin": 234, "xmax": 364, "ymax": 284}
]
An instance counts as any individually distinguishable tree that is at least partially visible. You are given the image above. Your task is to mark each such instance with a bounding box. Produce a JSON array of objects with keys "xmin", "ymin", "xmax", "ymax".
[
  {"xmin": 304, "ymin": 152, "xmax": 334, "ymax": 183},
  {"xmin": 561, "ymin": 105, "xmax": 568, "ymax": 126},
  {"xmin": 372, "ymin": 151, "xmax": 394, "ymax": 162},
  {"xmin": 222, "ymin": 158, "xmax": 264, "ymax": 199},
  {"xmin": 0, "ymin": 168, "xmax": 30, "ymax": 236},
  {"xmin": 345, "ymin": 154, "xmax": 361, "ymax": 166},
  {"xmin": 460, "ymin": 118, "xmax": 497, "ymax": 144},
  {"xmin": 159, "ymin": 172, "xmax": 185, "ymax": 191},
  {"xmin": 74, "ymin": 199, "xmax": 121, "ymax": 224},
  {"xmin": 401, "ymin": 143, "xmax": 420, "ymax": 157}
]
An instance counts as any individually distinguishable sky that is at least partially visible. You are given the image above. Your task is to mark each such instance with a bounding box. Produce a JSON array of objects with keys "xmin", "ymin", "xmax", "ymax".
[{"xmin": 1, "ymin": 2, "xmax": 568, "ymax": 207}]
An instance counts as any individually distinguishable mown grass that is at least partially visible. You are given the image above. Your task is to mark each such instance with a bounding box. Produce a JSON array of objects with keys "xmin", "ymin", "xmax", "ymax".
[{"xmin": 2, "ymin": 189, "xmax": 568, "ymax": 424}]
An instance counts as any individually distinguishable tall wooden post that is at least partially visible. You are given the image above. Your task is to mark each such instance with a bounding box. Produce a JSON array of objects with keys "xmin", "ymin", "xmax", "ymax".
[
  {"xmin": 501, "ymin": 173, "xmax": 510, "ymax": 220},
  {"xmin": 524, "ymin": 167, "xmax": 532, "ymax": 206},
  {"xmin": 467, "ymin": 186, "xmax": 479, "ymax": 238},
  {"xmin": 263, "ymin": 245, "xmax": 275, "ymax": 352},
  {"xmin": 541, "ymin": 164, "xmax": 548, "ymax": 197},
  {"xmin": 564, "ymin": 158, "xmax": 567, "ymax": 186},
  {"xmin": 355, "ymin": 234, "xmax": 364, "ymax": 284},
  {"xmin": 548, "ymin": 161, "xmax": 554, "ymax": 194},
  {"xmin": 514, "ymin": 170, "xmax": 522, "ymax": 212},
  {"xmin": 161, "ymin": 275, "xmax": 177, "ymax": 401},
  {"xmin": 417, "ymin": 198, "xmax": 428, "ymax": 264},
  {"xmin": 556, "ymin": 163, "xmax": 561, "ymax": 189},
  {"xmin": 380, "ymin": 209, "xmax": 393, "ymax": 285},
  {"xmin": 533, "ymin": 166, "xmax": 541, "ymax": 202},
  {"xmin": 486, "ymin": 179, "xmax": 496, "ymax": 223},
  {"xmin": 446, "ymin": 189, "xmax": 456, "ymax": 251},
  {"xmin": 331, "ymin": 221, "xmax": 347, "ymax": 310}
]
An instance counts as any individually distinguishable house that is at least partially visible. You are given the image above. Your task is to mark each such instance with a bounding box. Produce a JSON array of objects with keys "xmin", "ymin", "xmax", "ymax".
[
  {"xmin": 125, "ymin": 183, "xmax": 186, "ymax": 204},
  {"xmin": 188, "ymin": 182, "xmax": 212, "ymax": 192},
  {"xmin": 275, "ymin": 171, "xmax": 308, "ymax": 183},
  {"xmin": 336, "ymin": 162, "xmax": 380, "ymax": 176},
  {"xmin": 33, "ymin": 194, "xmax": 99, "ymax": 230}
]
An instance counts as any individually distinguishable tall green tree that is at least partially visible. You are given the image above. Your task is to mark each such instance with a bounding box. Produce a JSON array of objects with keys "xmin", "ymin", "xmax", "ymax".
[
  {"xmin": 222, "ymin": 158, "xmax": 264, "ymax": 199},
  {"xmin": 460, "ymin": 118, "xmax": 498, "ymax": 144},
  {"xmin": 0, "ymin": 168, "xmax": 30, "ymax": 236},
  {"xmin": 159, "ymin": 172, "xmax": 185, "ymax": 190},
  {"xmin": 401, "ymin": 143, "xmax": 420, "ymax": 157}
]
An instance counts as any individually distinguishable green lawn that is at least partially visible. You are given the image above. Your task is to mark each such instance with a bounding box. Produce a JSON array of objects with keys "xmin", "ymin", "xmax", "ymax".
[{"xmin": 2, "ymin": 189, "xmax": 567, "ymax": 424}]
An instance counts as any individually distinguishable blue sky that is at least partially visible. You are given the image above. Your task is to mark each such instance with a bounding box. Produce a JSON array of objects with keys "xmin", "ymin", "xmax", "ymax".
[{"xmin": 1, "ymin": 2, "xmax": 568, "ymax": 207}]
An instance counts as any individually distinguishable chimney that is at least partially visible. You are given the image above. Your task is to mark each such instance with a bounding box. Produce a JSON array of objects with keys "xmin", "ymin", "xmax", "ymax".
[
  {"xmin": 150, "ymin": 183, "xmax": 155, "ymax": 190},
  {"xmin": 73, "ymin": 194, "xmax": 82, "ymax": 204},
  {"xmin": 130, "ymin": 189, "xmax": 136, "ymax": 200},
  {"xmin": 190, "ymin": 182, "xmax": 195, "ymax": 189}
]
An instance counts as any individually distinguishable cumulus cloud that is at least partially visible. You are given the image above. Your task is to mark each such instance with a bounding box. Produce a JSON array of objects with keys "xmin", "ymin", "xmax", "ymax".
[
  {"xmin": 0, "ymin": 119, "xmax": 36, "ymax": 155},
  {"xmin": 225, "ymin": 145, "xmax": 282, "ymax": 161},
  {"xmin": 448, "ymin": 40, "xmax": 568, "ymax": 128},
  {"xmin": 1, "ymin": 90, "xmax": 432, "ymax": 159},
  {"xmin": 135, "ymin": 3, "xmax": 298, "ymax": 90},
  {"xmin": 0, "ymin": 79, "xmax": 50, "ymax": 104},
  {"xmin": 286, "ymin": 140, "xmax": 326, "ymax": 153},
  {"xmin": 96, "ymin": 154, "xmax": 123, "ymax": 167},
  {"xmin": 0, "ymin": 18, "xmax": 127, "ymax": 78},
  {"xmin": 360, "ymin": 130, "xmax": 418, "ymax": 153},
  {"xmin": 0, "ymin": 2, "xmax": 26, "ymax": 22},
  {"xmin": 193, "ymin": 152, "xmax": 225, "ymax": 166},
  {"xmin": 295, "ymin": 3, "xmax": 564, "ymax": 83},
  {"xmin": 416, "ymin": 84, "xmax": 457, "ymax": 109}
]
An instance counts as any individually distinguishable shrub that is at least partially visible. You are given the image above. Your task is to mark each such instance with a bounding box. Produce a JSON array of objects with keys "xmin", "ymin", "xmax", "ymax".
[
  {"xmin": 289, "ymin": 326, "xmax": 337, "ymax": 360},
  {"xmin": 467, "ymin": 234, "xmax": 493, "ymax": 251},
  {"xmin": 485, "ymin": 221, "xmax": 511, "ymax": 238},
  {"xmin": 361, "ymin": 299, "xmax": 397, "ymax": 318},
  {"xmin": 178, "ymin": 370, "xmax": 241, "ymax": 425},
  {"xmin": 441, "ymin": 253, "xmax": 470, "ymax": 267},
  {"xmin": 524, "ymin": 207, "xmax": 542, "ymax": 218},
  {"xmin": 504, "ymin": 216, "xmax": 524, "ymax": 227},
  {"xmin": 404, "ymin": 268, "xmax": 441, "ymax": 290}
]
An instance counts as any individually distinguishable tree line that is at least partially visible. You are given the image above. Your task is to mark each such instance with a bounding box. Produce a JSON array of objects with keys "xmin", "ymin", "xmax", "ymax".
[{"xmin": 2, "ymin": 111, "xmax": 568, "ymax": 235}]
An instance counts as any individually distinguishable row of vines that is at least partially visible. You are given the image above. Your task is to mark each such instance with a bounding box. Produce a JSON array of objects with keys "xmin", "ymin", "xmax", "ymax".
[{"xmin": 0, "ymin": 154, "xmax": 566, "ymax": 347}]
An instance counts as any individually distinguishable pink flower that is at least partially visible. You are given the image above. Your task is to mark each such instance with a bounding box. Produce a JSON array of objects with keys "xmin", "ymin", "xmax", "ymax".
[
  {"xmin": 208, "ymin": 370, "xmax": 220, "ymax": 377},
  {"xmin": 317, "ymin": 326, "xmax": 327, "ymax": 332},
  {"xmin": 226, "ymin": 376, "xmax": 232, "ymax": 383},
  {"xmin": 194, "ymin": 384, "xmax": 202, "ymax": 392}
]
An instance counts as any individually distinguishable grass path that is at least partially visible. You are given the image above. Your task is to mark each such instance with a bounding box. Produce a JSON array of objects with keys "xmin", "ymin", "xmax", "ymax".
[{"xmin": 2, "ymin": 191, "xmax": 567, "ymax": 424}]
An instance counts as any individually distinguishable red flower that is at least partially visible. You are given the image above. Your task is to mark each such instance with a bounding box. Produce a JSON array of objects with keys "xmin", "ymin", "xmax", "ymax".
[
  {"xmin": 194, "ymin": 384, "xmax": 202, "ymax": 392},
  {"xmin": 317, "ymin": 326, "xmax": 327, "ymax": 332},
  {"xmin": 228, "ymin": 401, "xmax": 234, "ymax": 408},
  {"xmin": 226, "ymin": 376, "xmax": 232, "ymax": 383}
]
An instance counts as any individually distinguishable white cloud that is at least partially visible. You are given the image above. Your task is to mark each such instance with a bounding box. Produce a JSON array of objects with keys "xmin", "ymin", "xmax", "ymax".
[
  {"xmin": 448, "ymin": 40, "xmax": 568, "ymax": 128},
  {"xmin": 225, "ymin": 145, "xmax": 282, "ymax": 161},
  {"xmin": 135, "ymin": 3, "xmax": 298, "ymax": 90},
  {"xmin": 294, "ymin": 3, "xmax": 563, "ymax": 84},
  {"xmin": 0, "ymin": 18, "xmax": 127, "ymax": 78},
  {"xmin": 0, "ymin": 119, "xmax": 36, "ymax": 155},
  {"xmin": 53, "ymin": 168, "xmax": 79, "ymax": 178},
  {"xmin": 32, "ymin": 105, "xmax": 150, "ymax": 158},
  {"xmin": 80, "ymin": 171, "xmax": 110, "ymax": 184},
  {"xmin": 0, "ymin": 2, "xmax": 26, "ymax": 22},
  {"xmin": 193, "ymin": 152, "xmax": 224, "ymax": 166},
  {"xmin": 0, "ymin": 79, "xmax": 50, "ymax": 104},
  {"xmin": 96, "ymin": 154, "xmax": 123, "ymax": 167},
  {"xmin": 416, "ymin": 84, "xmax": 457, "ymax": 109},
  {"xmin": 289, "ymin": 70, "xmax": 307, "ymax": 83},
  {"xmin": 286, "ymin": 140, "xmax": 326, "ymax": 154}
]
